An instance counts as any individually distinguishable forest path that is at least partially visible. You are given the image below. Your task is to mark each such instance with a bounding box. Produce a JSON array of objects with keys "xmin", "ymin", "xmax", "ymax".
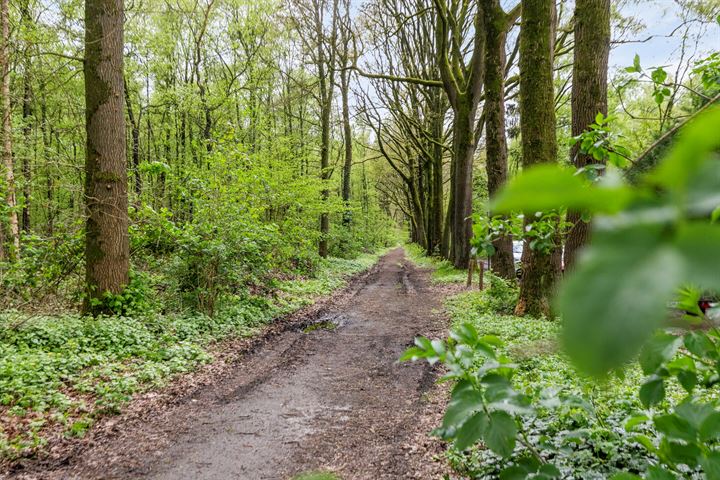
[{"xmin": 16, "ymin": 248, "xmax": 449, "ymax": 480}]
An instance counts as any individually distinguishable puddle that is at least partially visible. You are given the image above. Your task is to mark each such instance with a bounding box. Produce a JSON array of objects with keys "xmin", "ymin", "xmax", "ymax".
[{"xmin": 302, "ymin": 313, "xmax": 349, "ymax": 333}]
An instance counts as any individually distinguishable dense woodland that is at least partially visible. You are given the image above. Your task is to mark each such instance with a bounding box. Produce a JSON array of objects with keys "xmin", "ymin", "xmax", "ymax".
[{"xmin": 1, "ymin": 0, "xmax": 720, "ymax": 476}]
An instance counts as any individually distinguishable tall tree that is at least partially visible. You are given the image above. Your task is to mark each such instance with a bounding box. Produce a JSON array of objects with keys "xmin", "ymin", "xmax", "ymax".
[
  {"xmin": 483, "ymin": 0, "xmax": 519, "ymax": 280},
  {"xmin": 339, "ymin": 0, "xmax": 353, "ymax": 226},
  {"xmin": 515, "ymin": 0, "xmax": 556, "ymax": 317},
  {"xmin": 563, "ymin": 0, "xmax": 610, "ymax": 270},
  {"xmin": 434, "ymin": 0, "xmax": 486, "ymax": 269},
  {"xmin": 84, "ymin": 0, "xmax": 130, "ymax": 312},
  {"xmin": 295, "ymin": 0, "xmax": 339, "ymax": 258},
  {"xmin": 1, "ymin": 0, "xmax": 20, "ymax": 258},
  {"xmin": 20, "ymin": 0, "xmax": 33, "ymax": 233}
]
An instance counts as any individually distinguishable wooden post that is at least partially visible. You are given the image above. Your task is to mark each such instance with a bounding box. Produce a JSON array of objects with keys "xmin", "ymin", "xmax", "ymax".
[
  {"xmin": 478, "ymin": 259, "xmax": 484, "ymax": 290},
  {"xmin": 466, "ymin": 256, "xmax": 474, "ymax": 288}
]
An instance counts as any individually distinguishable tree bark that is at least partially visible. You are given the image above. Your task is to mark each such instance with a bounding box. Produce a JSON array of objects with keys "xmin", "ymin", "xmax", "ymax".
[
  {"xmin": 483, "ymin": 0, "xmax": 515, "ymax": 280},
  {"xmin": 428, "ymin": 89, "xmax": 444, "ymax": 255},
  {"xmin": 515, "ymin": 0, "xmax": 557, "ymax": 318},
  {"xmin": 564, "ymin": 0, "xmax": 610, "ymax": 270},
  {"xmin": 20, "ymin": 0, "xmax": 33, "ymax": 234},
  {"xmin": 340, "ymin": 59, "xmax": 352, "ymax": 225},
  {"xmin": 123, "ymin": 78, "xmax": 142, "ymax": 201},
  {"xmin": 339, "ymin": 0, "xmax": 352, "ymax": 227},
  {"xmin": 312, "ymin": 0, "xmax": 338, "ymax": 258},
  {"xmin": 449, "ymin": 104, "xmax": 477, "ymax": 268},
  {"xmin": 433, "ymin": 0, "xmax": 486, "ymax": 268},
  {"xmin": 1, "ymin": 0, "xmax": 20, "ymax": 258},
  {"xmin": 84, "ymin": 0, "xmax": 130, "ymax": 313}
]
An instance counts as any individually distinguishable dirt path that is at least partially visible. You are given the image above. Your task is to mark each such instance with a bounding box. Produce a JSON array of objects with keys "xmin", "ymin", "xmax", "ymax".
[{"xmin": 8, "ymin": 248, "xmax": 450, "ymax": 480}]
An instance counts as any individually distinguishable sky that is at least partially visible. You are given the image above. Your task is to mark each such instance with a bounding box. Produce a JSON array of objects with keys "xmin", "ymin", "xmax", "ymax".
[{"xmin": 611, "ymin": 1, "xmax": 718, "ymax": 71}]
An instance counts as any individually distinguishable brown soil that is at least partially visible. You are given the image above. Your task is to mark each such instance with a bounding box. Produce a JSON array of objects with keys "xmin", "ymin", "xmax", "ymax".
[{"xmin": 5, "ymin": 248, "xmax": 452, "ymax": 480}]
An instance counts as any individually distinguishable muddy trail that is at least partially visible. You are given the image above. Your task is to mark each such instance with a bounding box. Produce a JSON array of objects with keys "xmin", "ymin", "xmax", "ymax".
[{"xmin": 8, "ymin": 248, "xmax": 450, "ymax": 480}]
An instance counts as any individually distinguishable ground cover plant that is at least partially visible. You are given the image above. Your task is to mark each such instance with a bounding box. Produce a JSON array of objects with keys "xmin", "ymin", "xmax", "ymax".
[
  {"xmin": 0, "ymin": 251, "xmax": 385, "ymax": 460},
  {"xmin": 403, "ymin": 105, "xmax": 720, "ymax": 479}
]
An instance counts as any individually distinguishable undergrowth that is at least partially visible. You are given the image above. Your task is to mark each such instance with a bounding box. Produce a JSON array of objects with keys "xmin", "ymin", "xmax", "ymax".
[
  {"xmin": 0, "ymin": 252, "xmax": 382, "ymax": 460},
  {"xmin": 441, "ymin": 284, "xmax": 687, "ymax": 479},
  {"xmin": 404, "ymin": 243, "xmax": 467, "ymax": 284},
  {"xmin": 403, "ymin": 243, "xmax": 668, "ymax": 477}
]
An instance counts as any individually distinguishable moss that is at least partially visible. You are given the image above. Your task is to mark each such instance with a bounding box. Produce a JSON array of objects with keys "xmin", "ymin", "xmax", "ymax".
[
  {"xmin": 93, "ymin": 170, "xmax": 124, "ymax": 183},
  {"xmin": 293, "ymin": 472, "xmax": 341, "ymax": 480},
  {"xmin": 302, "ymin": 321, "xmax": 337, "ymax": 333}
]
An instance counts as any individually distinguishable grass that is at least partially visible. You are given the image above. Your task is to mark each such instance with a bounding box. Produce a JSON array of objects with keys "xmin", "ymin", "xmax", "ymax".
[
  {"xmin": 293, "ymin": 471, "xmax": 341, "ymax": 480},
  {"xmin": 0, "ymin": 251, "xmax": 384, "ymax": 460},
  {"xmin": 403, "ymin": 243, "xmax": 467, "ymax": 284}
]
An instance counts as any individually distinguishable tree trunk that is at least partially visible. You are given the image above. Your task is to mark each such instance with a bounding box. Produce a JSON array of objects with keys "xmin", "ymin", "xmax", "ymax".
[
  {"xmin": 84, "ymin": 0, "xmax": 130, "ymax": 313},
  {"xmin": 483, "ymin": 0, "xmax": 515, "ymax": 280},
  {"xmin": 564, "ymin": 0, "xmax": 610, "ymax": 270},
  {"xmin": 318, "ymin": 71, "xmax": 332, "ymax": 258},
  {"xmin": 515, "ymin": 0, "xmax": 557, "ymax": 318},
  {"xmin": 434, "ymin": 0, "xmax": 486, "ymax": 267},
  {"xmin": 20, "ymin": 0, "xmax": 33, "ymax": 234},
  {"xmin": 1, "ymin": 0, "xmax": 20, "ymax": 258},
  {"xmin": 449, "ymin": 102, "xmax": 476, "ymax": 269},
  {"xmin": 123, "ymin": 79, "xmax": 142, "ymax": 201},
  {"xmin": 340, "ymin": 65, "xmax": 352, "ymax": 226},
  {"xmin": 428, "ymin": 89, "xmax": 444, "ymax": 255},
  {"xmin": 314, "ymin": 0, "xmax": 338, "ymax": 259}
]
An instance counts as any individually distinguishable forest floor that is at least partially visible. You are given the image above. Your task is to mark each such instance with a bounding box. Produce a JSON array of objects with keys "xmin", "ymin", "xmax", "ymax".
[{"xmin": 6, "ymin": 248, "xmax": 454, "ymax": 480}]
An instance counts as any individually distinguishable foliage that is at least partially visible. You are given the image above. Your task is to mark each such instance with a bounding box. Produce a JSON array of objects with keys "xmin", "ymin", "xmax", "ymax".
[
  {"xmin": 406, "ymin": 107, "xmax": 720, "ymax": 478},
  {"xmin": 692, "ymin": 52, "xmax": 720, "ymax": 94},
  {"xmin": 404, "ymin": 243, "xmax": 466, "ymax": 284},
  {"xmin": 570, "ymin": 112, "xmax": 633, "ymax": 171},
  {"xmin": 624, "ymin": 54, "xmax": 674, "ymax": 107},
  {"xmin": 471, "ymin": 211, "xmax": 569, "ymax": 257},
  {"xmin": 0, "ymin": 252, "xmax": 382, "ymax": 459}
]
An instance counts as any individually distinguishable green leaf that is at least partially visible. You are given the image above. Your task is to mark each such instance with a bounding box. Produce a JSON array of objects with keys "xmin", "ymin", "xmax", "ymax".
[
  {"xmin": 633, "ymin": 433, "xmax": 658, "ymax": 453},
  {"xmin": 399, "ymin": 346, "xmax": 427, "ymax": 362},
  {"xmin": 537, "ymin": 464, "xmax": 561, "ymax": 478},
  {"xmin": 651, "ymin": 107, "xmax": 720, "ymax": 191},
  {"xmin": 454, "ymin": 411, "xmax": 488, "ymax": 450},
  {"xmin": 654, "ymin": 413, "xmax": 696, "ymax": 442},
  {"xmin": 499, "ymin": 466, "xmax": 531, "ymax": 480},
  {"xmin": 659, "ymin": 438, "xmax": 701, "ymax": 467},
  {"xmin": 559, "ymin": 225, "xmax": 684, "ymax": 375},
  {"xmin": 610, "ymin": 474, "xmax": 641, "ymax": 480},
  {"xmin": 442, "ymin": 381, "xmax": 484, "ymax": 429},
  {"xmin": 700, "ymin": 412, "xmax": 720, "ymax": 441},
  {"xmin": 675, "ymin": 401, "xmax": 715, "ymax": 430},
  {"xmin": 639, "ymin": 331, "xmax": 682, "ymax": 374},
  {"xmin": 483, "ymin": 410, "xmax": 517, "ymax": 458},
  {"xmin": 624, "ymin": 414, "xmax": 650, "ymax": 431},
  {"xmin": 652, "ymin": 68, "xmax": 668, "ymax": 84},
  {"xmin": 492, "ymin": 164, "xmax": 633, "ymax": 215},
  {"xmin": 702, "ymin": 451, "xmax": 720, "ymax": 479},
  {"xmin": 634, "ymin": 53, "xmax": 642, "ymax": 72},
  {"xmin": 450, "ymin": 323, "xmax": 480, "ymax": 347},
  {"xmin": 640, "ymin": 376, "xmax": 665, "ymax": 407},
  {"xmin": 499, "ymin": 456, "xmax": 541, "ymax": 480},
  {"xmin": 645, "ymin": 465, "xmax": 677, "ymax": 480},
  {"xmin": 685, "ymin": 160, "xmax": 720, "ymax": 215},
  {"xmin": 677, "ymin": 370, "xmax": 698, "ymax": 393},
  {"xmin": 684, "ymin": 331, "xmax": 717, "ymax": 359}
]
